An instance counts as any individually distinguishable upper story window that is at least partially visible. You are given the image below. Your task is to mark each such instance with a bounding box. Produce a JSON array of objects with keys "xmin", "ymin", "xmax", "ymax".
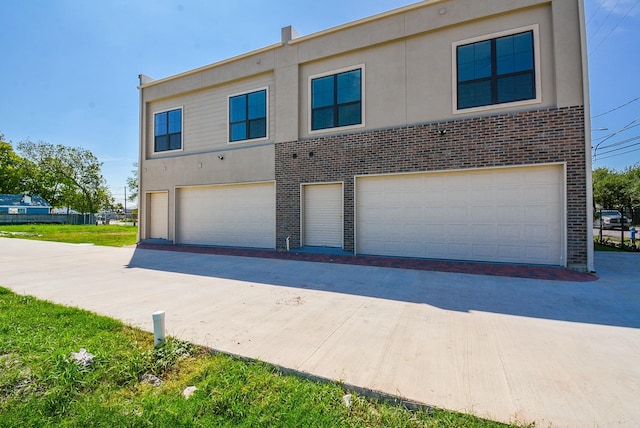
[
  {"xmin": 229, "ymin": 89, "xmax": 267, "ymax": 143},
  {"xmin": 456, "ymin": 28, "xmax": 537, "ymax": 111},
  {"xmin": 311, "ymin": 67, "xmax": 363, "ymax": 131},
  {"xmin": 154, "ymin": 108, "xmax": 182, "ymax": 152}
]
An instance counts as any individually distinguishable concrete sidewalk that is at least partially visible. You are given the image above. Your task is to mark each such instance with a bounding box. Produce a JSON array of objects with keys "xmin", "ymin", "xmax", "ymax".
[{"xmin": 1, "ymin": 239, "xmax": 638, "ymax": 427}]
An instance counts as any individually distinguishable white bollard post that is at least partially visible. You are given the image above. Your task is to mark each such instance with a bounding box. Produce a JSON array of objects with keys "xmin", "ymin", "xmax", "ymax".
[{"xmin": 152, "ymin": 310, "xmax": 166, "ymax": 347}]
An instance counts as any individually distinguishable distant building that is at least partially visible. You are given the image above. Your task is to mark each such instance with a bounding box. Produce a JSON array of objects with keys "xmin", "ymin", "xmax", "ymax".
[
  {"xmin": 137, "ymin": 0, "xmax": 592, "ymax": 271},
  {"xmin": 0, "ymin": 194, "xmax": 52, "ymax": 214}
]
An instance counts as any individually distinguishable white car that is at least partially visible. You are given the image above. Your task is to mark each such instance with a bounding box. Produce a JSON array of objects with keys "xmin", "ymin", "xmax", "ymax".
[{"xmin": 597, "ymin": 210, "xmax": 631, "ymax": 230}]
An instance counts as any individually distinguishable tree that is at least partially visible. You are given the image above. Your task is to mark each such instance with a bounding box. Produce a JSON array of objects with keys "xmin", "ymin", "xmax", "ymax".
[
  {"xmin": 592, "ymin": 167, "xmax": 625, "ymax": 210},
  {"xmin": 592, "ymin": 165, "xmax": 640, "ymax": 214},
  {"xmin": 623, "ymin": 164, "xmax": 640, "ymax": 211},
  {"xmin": 126, "ymin": 162, "xmax": 139, "ymax": 203},
  {"xmin": 17, "ymin": 140, "xmax": 113, "ymax": 213},
  {"xmin": 0, "ymin": 136, "xmax": 27, "ymax": 194}
]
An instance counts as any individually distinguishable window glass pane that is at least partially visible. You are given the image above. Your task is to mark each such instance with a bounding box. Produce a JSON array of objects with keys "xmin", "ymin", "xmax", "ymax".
[
  {"xmin": 496, "ymin": 36, "xmax": 514, "ymax": 74},
  {"xmin": 168, "ymin": 109, "xmax": 181, "ymax": 134},
  {"xmin": 473, "ymin": 41, "xmax": 492, "ymax": 79},
  {"xmin": 458, "ymin": 41, "xmax": 492, "ymax": 82},
  {"xmin": 457, "ymin": 63, "xmax": 475, "ymax": 83},
  {"xmin": 154, "ymin": 112, "xmax": 167, "ymax": 136},
  {"xmin": 337, "ymin": 69, "xmax": 361, "ymax": 104},
  {"xmin": 248, "ymin": 118, "xmax": 266, "ymax": 139},
  {"xmin": 247, "ymin": 90, "xmax": 266, "ymax": 120},
  {"xmin": 457, "ymin": 45, "xmax": 475, "ymax": 82},
  {"xmin": 229, "ymin": 95, "xmax": 247, "ymax": 122},
  {"xmin": 513, "ymin": 32, "xmax": 533, "ymax": 73},
  {"xmin": 497, "ymin": 73, "xmax": 534, "ymax": 103},
  {"xmin": 312, "ymin": 107, "xmax": 334, "ymax": 130},
  {"xmin": 457, "ymin": 44, "xmax": 475, "ymax": 67},
  {"xmin": 458, "ymin": 80, "xmax": 491, "ymax": 109},
  {"xmin": 312, "ymin": 76, "xmax": 334, "ymax": 108},
  {"xmin": 337, "ymin": 103, "xmax": 361, "ymax": 127},
  {"xmin": 155, "ymin": 135, "xmax": 168, "ymax": 152},
  {"xmin": 497, "ymin": 32, "xmax": 533, "ymax": 74},
  {"xmin": 169, "ymin": 133, "xmax": 181, "ymax": 150},
  {"xmin": 230, "ymin": 123, "xmax": 246, "ymax": 142},
  {"xmin": 512, "ymin": 50, "xmax": 533, "ymax": 73}
]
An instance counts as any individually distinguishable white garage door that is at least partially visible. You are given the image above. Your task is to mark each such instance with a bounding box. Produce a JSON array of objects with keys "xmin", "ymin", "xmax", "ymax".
[
  {"xmin": 356, "ymin": 165, "xmax": 564, "ymax": 265},
  {"xmin": 176, "ymin": 182, "xmax": 275, "ymax": 248},
  {"xmin": 303, "ymin": 183, "xmax": 343, "ymax": 248},
  {"xmin": 149, "ymin": 192, "xmax": 168, "ymax": 240}
]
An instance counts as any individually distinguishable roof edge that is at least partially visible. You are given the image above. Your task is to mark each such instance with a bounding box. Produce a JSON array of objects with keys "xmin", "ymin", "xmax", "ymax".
[
  {"xmin": 288, "ymin": 0, "xmax": 444, "ymax": 45},
  {"xmin": 138, "ymin": 42, "xmax": 284, "ymax": 89}
]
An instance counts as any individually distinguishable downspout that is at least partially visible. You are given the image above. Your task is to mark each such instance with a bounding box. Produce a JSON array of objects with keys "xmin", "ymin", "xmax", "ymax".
[
  {"xmin": 578, "ymin": 0, "xmax": 595, "ymax": 272},
  {"xmin": 137, "ymin": 75, "xmax": 145, "ymax": 244}
]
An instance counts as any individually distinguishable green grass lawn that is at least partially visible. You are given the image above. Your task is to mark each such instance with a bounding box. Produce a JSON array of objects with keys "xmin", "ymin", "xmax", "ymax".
[
  {"xmin": 0, "ymin": 224, "xmax": 137, "ymax": 247},
  {"xmin": 0, "ymin": 287, "xmax": 528, "ymax": 427}
]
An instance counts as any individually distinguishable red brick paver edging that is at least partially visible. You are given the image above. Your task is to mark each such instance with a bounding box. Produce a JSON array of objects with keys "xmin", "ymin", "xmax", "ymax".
[{"xmin": 136, "ymin": 243, "xmax": 597, "ymax": 282}]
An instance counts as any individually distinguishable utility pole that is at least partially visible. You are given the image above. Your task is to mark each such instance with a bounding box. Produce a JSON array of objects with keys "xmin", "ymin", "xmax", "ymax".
[{"xmin": 124, "ymin": 186, "xmax": 127, "ymax": 221}]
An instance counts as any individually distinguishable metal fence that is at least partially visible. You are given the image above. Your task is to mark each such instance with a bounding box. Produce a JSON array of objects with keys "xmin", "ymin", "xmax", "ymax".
[{"xmin": 0, "ymin": 213, "xmax": 95, "ymax": 225}]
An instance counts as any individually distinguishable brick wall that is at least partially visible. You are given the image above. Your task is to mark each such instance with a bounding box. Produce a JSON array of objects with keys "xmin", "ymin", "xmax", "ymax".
[{"xmin": 275, "ymin": 106, "xmax": 588, "ymax": 269}]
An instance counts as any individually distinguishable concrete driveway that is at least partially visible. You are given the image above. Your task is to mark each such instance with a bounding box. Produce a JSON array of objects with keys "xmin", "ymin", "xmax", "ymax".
[{"xmin": 1, "ymin": 238, "xmax": 638, "ymax": 427}]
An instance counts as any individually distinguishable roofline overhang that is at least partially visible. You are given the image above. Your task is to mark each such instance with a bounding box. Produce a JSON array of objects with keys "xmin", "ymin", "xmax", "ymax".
[
  {"xmin": 137, "ymin": 42, "xmax": 284, "ymax": 90},
  {"xmin": 288, "ymin": 0, "xmax": 443, "ymax": 45}
]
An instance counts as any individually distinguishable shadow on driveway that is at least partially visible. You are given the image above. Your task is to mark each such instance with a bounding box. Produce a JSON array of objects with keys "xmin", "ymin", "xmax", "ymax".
[{"xmin": 128, "ymin": 244, "xmax": 640, "ymax": 329}]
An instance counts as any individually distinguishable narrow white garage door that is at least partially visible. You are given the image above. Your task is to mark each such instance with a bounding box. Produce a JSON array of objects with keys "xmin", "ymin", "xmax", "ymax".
[
  {"xmin": 148, "ymin": 192, "xmax": 168, "ymax": 240},
  {"xmin": 356, "ymin": 165, "xmax": 564, "ymax": 265},
  {"xmin": 176, "ymin": 182, "xmax": 275, "ymax": 248},
  {"xmin": 303, "ymin": 183, "xmax": 343, "ymax": 248}
]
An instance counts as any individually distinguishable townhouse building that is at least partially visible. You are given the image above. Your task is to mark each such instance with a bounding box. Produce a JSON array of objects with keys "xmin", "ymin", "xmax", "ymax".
[{"xmin": 138, "ymin": 0, "xmax": 593, "ymax": 271}]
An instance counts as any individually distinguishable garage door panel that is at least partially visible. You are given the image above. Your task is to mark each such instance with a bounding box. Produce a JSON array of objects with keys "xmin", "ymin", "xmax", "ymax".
[
  {"xmin": 526, "ymin": 245, "xmax": 554, "ymax": 262},
  {"xmin": 474, "ymin": 205, "xmax": 495, "ymax": 222},
  {"xmin": 448, "ymin": 206, "xmax": 469, "ymax": 221},
  {"xmin": 498, "ymin": 187, "xmax": 524, "ymax": 203},
  {"xmin": 497, "ymin": 205, "xmax": 524, "ymax": 222},
  {"xmin": 472, "ymin": 224, "xmax": 495, "ymax": 240},
  {"xmin": 177, "ymin": 183, "xmax": 275, "ymax": 248},
  {"xmin": 425, "ymin": 190, "xmax": 446, "ymax": 203},
  {"xmin": 447, "ymin": 189, "xmax": 468, "ymax": 203},
  {"xmin": 356, "ymin": 165, "xmax": 564, "ymax": 265},
  {"xmin": 498, "ymin": 245, "xmax": 522, "ymax": 259},
  {"xmin": 472, "ymin": 244, "xmax": 497, "ymax": 258},
  {"xmin": 448, "ymin": 243, "xmax": 470, "ymax": 257},
  {"xmin": 498, "ymin": 224, "xmax": 523, "ymax": 240}
]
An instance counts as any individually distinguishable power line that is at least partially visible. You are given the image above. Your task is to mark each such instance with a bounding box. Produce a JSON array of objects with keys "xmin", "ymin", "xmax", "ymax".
[
  {"xmin": 592, "ymin": 123, "xmax": 640, "ymax": 142},
  {"xmin": 595, "ymin": 146, "xmax": 640, "ymax": 160},
  {"xmin": 589, "ymin": 0, "xmax": 640, "ymax": 54},
  {"xmin": 591, "ymin": 96, "xmax": 640, "ymax": 119},
  {"xmin": 596, "ymin": 134, "xmax": 640, "ymax": 151},
  {"xmin": 592, "ymin": 116, "xmax": 640, "ymax": 160},
  {"xmin": 587, "ymin": 0, "xmax": 606, "ymax": 24},
  {"xmin": 596, "ymin": 136, "xmax": 640, "ymax": 155},
  {"xmin": 588, "ymin": 0, "xmax": 622, "ymax": 42}
]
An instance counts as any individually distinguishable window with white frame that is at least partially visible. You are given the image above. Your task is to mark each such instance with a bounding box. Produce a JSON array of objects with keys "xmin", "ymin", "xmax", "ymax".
[
  {"xmin": 154, "ymin": 108, "xmax": 182, "ymax": 152},
  {"xmin": 229, "ymin": 89, "xmax": 267, "ymax": 142},
  {"xmin": 310, "ymin": 67, "xmax": 362, "ymax": 131},
  {"xmin": 456, "ymin": 28, "xmax": 537, "ymax": 110}
]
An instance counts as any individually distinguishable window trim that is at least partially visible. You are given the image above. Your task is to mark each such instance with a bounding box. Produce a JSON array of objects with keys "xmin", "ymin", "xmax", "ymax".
[
  {"xmin": 153, "ymin": 106, "xmax": 184, "ymax": 154},
  {"xmin": 227, "ymin": 86, "xmax": 270, "ymax": 144},
  {"xmin": 452, "ymin": 24, "xmax": 541, "ymax": 115},
  {"xmin": 308, "ymin": 64, "xmax": 365, "ymax": 135}
]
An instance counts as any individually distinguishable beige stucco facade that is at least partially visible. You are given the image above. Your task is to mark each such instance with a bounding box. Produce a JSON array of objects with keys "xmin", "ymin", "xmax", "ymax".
[{"xmin": 138, "ymin": 0, "xmax": 592, "ymax": 270}]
